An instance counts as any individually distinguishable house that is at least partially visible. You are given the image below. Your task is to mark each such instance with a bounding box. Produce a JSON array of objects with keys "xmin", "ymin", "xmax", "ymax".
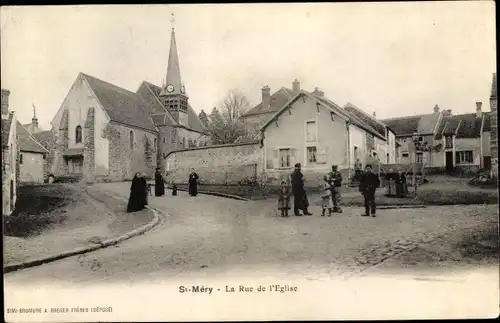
[
  {"xmin": 241, "ymin": 80, "xmax": 301, "ymax": 134},
  {"xmin": 258, "ymin": 85, "xmax": 389, "ymax": 184},
  {"xmin": 382, "ymin": 105, "xmax": 444, "ymax": 166},
  {"xmin": 44, "ymin": 24, "xmax": 209, "ymax": 183},
  {"xmin": 1, "ymin": 89, "xmax": 19, "ymax": 216},
  {"xmin": 432, "ymin": 102, "xmax": 488, "ymax": 173},
  {"xmin": 489, "ymin": 73, "xmax": 497, "ymax": 178},
  {"xmin": 343, "ymin": 103, "xmax": 397, "ymax": 165},
  {"xmin": 17, "ymin": 121, "xmax": 49, "ymax": 183}
]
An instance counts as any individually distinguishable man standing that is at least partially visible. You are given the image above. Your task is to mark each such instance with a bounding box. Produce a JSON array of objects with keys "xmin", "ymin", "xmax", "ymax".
[
  {"xmin": 359, "ymin": 164, "xmax": 380, "ymax": 217},
  {"xmin": 290, "ymin": 163, "xmax": 312, "ymax": 216},
  {"xmin": 328, "ymin": 165, "xmax": 343, "ymax": 213},
  {"xmin": 354, "ymin": 159, "xmax": 363, "ymax": 182}
]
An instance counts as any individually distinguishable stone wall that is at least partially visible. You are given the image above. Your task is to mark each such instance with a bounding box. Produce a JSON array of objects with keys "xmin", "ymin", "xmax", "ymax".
[
  {"xmin": 83, "ymin": 107, "xmax": 95, "ymax": 183},
  {"xmin": 102, "ymin": 122, "xmax": 157, "ymax": 182},
  {"xmin": 165, "ymin": 143, "xmax": 262, "ymax": 184}
]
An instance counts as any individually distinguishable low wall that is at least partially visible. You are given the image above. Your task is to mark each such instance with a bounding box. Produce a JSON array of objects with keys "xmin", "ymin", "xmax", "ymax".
[{"xmin": 165, "ymin": 142, "xmax": 263, "ymax": 185}]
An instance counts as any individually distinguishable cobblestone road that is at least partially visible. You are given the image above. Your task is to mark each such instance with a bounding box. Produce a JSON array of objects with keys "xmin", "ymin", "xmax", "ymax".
[{"xmin": 4, "ymin": 182, "xmax": 497, "ymax": 286}]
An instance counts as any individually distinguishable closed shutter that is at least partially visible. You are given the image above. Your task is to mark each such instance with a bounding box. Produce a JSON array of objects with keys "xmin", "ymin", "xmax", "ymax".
[
  {"xmin": 291, "ymin": 148, "xmax": 297, "ymax": 166},
  {"xmin": 272, "ymin": 149, "xmax": 278, "ymax": 169},
  {"xmin": 455, "ymin": 152, "xmax": 460, "ymax": 164}
]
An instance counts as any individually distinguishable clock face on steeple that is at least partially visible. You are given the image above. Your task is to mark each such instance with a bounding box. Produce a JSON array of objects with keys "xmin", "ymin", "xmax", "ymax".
[{"xmin": 166, "ymin": 84, "xmax": 175, "ymax": 93}]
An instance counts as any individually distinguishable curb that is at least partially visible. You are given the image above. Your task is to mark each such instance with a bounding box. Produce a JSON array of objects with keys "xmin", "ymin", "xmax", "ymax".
[
  {"xmin": 4, "ymin": 203, "xmax": 161, "ymax": 274},
  {"xmin": 167, "ymin": 186, "xmax": 250, "ymax": 201}
]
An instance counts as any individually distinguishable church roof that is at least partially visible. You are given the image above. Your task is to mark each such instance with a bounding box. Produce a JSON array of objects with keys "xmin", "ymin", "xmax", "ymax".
[
  {"xmin": 16, "ymin": 121, "xmax": 49, "ymax": 154},
  {"xmin": 140, "ymin": 82, "xmax": 207, "ymax": 133},
  {"xmin": 33, "ymin": 130, "xmax": 55, "ymax": 149},
  {"xmin": 82, "ymin": 73, "xmax": 157, "ymax": 132}
]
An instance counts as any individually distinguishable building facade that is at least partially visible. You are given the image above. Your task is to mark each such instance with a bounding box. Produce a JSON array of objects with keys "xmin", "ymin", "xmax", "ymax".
[
  {"xmin": 490, "ymin": 73, "xmax": 497, "ymax": 178},
  {"xmin": 1, "ymin": 89, "xmax": 19, "ymax": 216},
  {"xmin": 41, "ymin": 25, "xmax": 209, "ymax": 183},
  {"xmin": 17, "ymin": 121, "xmax": 49, "ymax": 183}
]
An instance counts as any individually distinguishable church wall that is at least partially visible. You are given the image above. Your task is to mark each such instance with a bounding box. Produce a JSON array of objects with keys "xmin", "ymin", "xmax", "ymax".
[{"xmin": 101, "ymin": 122, "xmax": 157, "ymax": 182}]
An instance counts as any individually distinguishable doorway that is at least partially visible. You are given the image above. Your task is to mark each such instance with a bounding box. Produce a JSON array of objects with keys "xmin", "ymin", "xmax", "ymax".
[
  {"xmin": 445, "ymin": 151, "xmax": 454, "ymax": 173},
  {"xmin": 484, "ymin": 156, "xmax": 492, "ymax": 170}
]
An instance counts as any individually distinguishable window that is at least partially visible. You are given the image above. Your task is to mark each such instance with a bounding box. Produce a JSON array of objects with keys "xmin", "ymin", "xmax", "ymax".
[
  {"xmin": 182, "ymin": 137, "xmax": 185, "ymax": 147},
  {"xmin": 75, "ymin": 125, "xmax": 82, "ymax": 144},
  {"xmin": 386, "ymin": 153, "xmax": 389, "ymax": 163},
  {"xmin": 279, "ymin": 148, "xmax": 291, "ymax": 168},
  {"xmin": 353, "ymin": 146, "xmax": 359, "ymax": 160},
  {"xmin": 193, "ymin": 140, "xmax": 197, "ymax": 146},
  {"xmin": 418, "ymin": 136, "xmax": 423, "ymax": 142},
  {"xmin": 163, "ymin": 137, "xmax": 166, "ymax": 144},
  {"xmin": 70, "ymin": 158, "xmax": 83, "ymax": 174},
  {"xmin": 306, "ymin": 121, "xmax": 316, "ymax": 142},
  {"xmin": 20, "ymin": 154, "xmax": 23, "ymax": 165},
  {"xmin": 43, "ymin": 154, "xmax": 46, "ymax": 160},
  {"xmin": 402, "ymin": 153, "xmax": 409, "ymax": 158},
  {"xmin": 129, "ymin": 131, "xmax": 134, "ymax": 150},
  {"xmin": 456, "ymin": 151, "xmax": 473, "ymax": 165},
  {"xmin": 445, "ymin": 136, "xmax": 453, "ymax": 149},
  {"xmin": 416, "ymin": 152, "xmax": 423, "ymax": 163},
  {"xmin": 307, "ymin": 146, "xmax": 317, "ymax": 163}
]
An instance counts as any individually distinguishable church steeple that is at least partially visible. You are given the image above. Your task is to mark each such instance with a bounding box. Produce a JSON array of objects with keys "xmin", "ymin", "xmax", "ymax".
[
  {"xmin": 31, "ymin": 103, "xmax": 39, "ymax": 133},
  {"xmin": 159, "ymin": 13, "xmax": 189, "ymax": 126},
  {"xmin": 160, "ymin": 13, "xmax": 186, "ymax": 98}
]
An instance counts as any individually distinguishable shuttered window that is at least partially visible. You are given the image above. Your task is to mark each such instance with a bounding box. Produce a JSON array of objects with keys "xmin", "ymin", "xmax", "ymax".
[
  {"xmin": 306, "ymin": 121, "xmax": 316, "ymax": 142},
  {"xmin": 278, "ymin": 149, "xmax": 291, "ymax": 168}
]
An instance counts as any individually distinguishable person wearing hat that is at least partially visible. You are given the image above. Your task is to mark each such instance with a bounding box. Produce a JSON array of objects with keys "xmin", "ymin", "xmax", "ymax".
[
  {"xmin": 359, "ymin": 164, "xmax": 380, "ymax": 217},
  {"xmin": 154, "ymin": 167, "xmax": 165, "ymax": 197},
  {"xmin": 328, "ymin": 165, "xmax": 343, "ymax": 213},
  {"xmin": 290, "ymin": 163, "xmax": 312, "ymax": 216}
]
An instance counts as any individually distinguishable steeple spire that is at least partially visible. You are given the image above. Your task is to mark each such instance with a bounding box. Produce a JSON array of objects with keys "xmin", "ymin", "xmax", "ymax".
[
  {"xmin": 32, "ymin": 103, "xmax": 37, "ymax": 119},
  {"xmin": 160, "ymin": 12, "xmax": 184, "ymax": 97}
]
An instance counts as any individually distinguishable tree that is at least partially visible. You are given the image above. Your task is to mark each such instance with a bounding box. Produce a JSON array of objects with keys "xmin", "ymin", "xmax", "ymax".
[
  {"xmin": 206, "ymin": 89, "xmax": 251, "ymax": 144},
  {"xmin": 198, "ymin": 109, "xmax": 209, "ymax": 128}
]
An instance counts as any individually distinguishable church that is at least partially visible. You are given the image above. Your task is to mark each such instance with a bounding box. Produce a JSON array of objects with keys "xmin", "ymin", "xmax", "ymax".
[{"xmin": 41, "ymin": 23, "xmax": 209, "ymax": 183}]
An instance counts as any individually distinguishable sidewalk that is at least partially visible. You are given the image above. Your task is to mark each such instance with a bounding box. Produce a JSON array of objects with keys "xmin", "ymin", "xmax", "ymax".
[{"xmin": 4, "ymin": 184, "xmax": 156, "ymax": 269}]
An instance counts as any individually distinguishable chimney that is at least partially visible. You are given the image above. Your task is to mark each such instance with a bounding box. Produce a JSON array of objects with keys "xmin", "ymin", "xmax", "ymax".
[
  {"xmin": 443, "ymin": 109, "xmax": 452, "ymax": 116},
  {"xmin": 292, "ymin": 79, "xmax": 301, "ymax": 92},
  {"xmin": 262, "ymin": 85, "xmax": 271, "ymax": 110},
  {"xmin": 372, "ymin": 111, "xmax": 376, "ymax": 119},
  {"xmin": 433, "ymin": 104, "xmax": 440, "ymax": 114},
  {"xmin": 476, "ymin": 101, "xmax": 482, "ymax": 118},
  {"xmin": 1, "ymin": 89, "xmax": 10, "ymax": 119},
  {"xmin": 313, "ymin": 87, "xmax": 324, "ymax": 97}
]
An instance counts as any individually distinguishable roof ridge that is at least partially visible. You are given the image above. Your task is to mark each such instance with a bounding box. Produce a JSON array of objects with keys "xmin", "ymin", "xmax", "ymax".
[
  {"xmin": 82, "ymin": 73, "xmax": 138, "ymax": 96},
  {"xmin": 17, "ymin": 121, "xmax": 49, "ymax": 153}
]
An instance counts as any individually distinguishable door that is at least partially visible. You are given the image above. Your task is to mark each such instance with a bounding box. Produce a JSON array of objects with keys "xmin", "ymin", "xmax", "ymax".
[
  {"xmin": 484, "ymin": 156, "xmax": 492, "ymax": 170},
  {"xmin": 445, "ymin": 151, "xmax": 454, "ymax": 172}
]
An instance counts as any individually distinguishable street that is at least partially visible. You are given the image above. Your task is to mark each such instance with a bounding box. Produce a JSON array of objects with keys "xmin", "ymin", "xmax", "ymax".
[{"xmin": 4, "ymin": 182, "xmax": 498, "ymax": 285}]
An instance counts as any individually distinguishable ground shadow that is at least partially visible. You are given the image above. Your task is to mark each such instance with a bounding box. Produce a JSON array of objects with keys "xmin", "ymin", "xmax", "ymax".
[{"xmin": 3, "ymin": 185, "xmax": 75, "ymax": 238}]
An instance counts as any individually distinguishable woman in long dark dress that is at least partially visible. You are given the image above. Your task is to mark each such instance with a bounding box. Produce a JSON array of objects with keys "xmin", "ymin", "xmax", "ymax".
[
  {"xmin": 188, "ymin": 168, "xmax": 199, "ymax": 196},
  {"xmin": 154, "ymin": 168, "xmax": 165, "ymax": 196},
  {"xmin": 127, "ymin": 172, "xmax": 146, "ymax": 212}
]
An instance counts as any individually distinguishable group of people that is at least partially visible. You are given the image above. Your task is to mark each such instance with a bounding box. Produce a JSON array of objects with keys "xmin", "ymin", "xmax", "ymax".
[
  {"xmin": 126, "ymin": 167, "xmax": 200, "ymax": 213},
  {"xmin": 278, "ymin": 163, "xmax": 381, "ymax": 218}
]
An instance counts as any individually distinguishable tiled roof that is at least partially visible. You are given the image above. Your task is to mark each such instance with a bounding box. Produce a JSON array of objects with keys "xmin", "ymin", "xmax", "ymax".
[
  {"xmin": 243, "ymin": 87, "xmax": 297, "ymax": 116},
  {"xmin": 344, "ymin": 103, "xmax": 387, "ymax": 137},
  {"xmin": 33, "ymin": 130, "xmax": 55, "ymax": 149},
  {"xmin": 82, "ymin": 73, "xmax": 157, "ymax": 132},
  {"xmin": 141, "ymin": 82, "xmax": 207, "ymax": 133},
  {"xmin": 435, "ymin": 113, "xmax": 484, "ymax": 139},
  {"xmin": 381, "ymin": 113, "xmax": 440, "ymax": 137},
  {"xmin": 312, "ymin": 94, "xmax": 385, "ymax": 140},
  {"xmin": 1, "ymin": 114, "xmax": 13, "ymax": 148},
  {"xmin": 455, "ymin": 113, "xmax": 483, "ymax": 139},
  {"xmin": 16, "ymin": 121, "xmax": 49, "ymax": 154}
]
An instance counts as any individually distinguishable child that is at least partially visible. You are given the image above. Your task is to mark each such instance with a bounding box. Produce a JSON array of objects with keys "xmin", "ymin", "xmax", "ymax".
[
  {"xmin": 171, "ymin": 182, "xmax": 178, "ymax": 196},
  {"xmin": 321, "ymin": 175, "xmax": 334, "ymax": 216},
  {"xmin": 277, "ymin": 180, "xmax": 291, "ymax": 217}
]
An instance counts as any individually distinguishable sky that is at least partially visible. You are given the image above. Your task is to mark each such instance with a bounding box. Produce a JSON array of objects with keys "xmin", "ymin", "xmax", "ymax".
[{"xmin": 1, "ymin": 2, "xmax": 496, "ymax": 131}]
